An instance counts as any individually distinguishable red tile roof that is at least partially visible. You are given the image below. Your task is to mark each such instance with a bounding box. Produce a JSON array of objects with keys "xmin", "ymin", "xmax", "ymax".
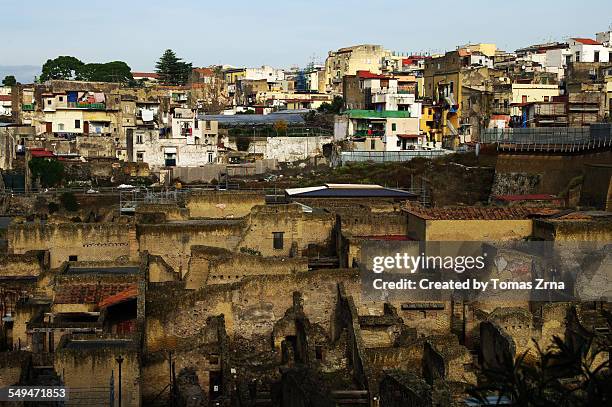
[
  {"xmin": 132, "ymin": 72, "xmax": 159, "ymax": 79},
  {"xmin": 98, "ymin": 285, "xmax": 138, "ymax": 308},
  {"xmin": 357, "ymin": 70, "xmax": 388, "ymax": 79},
  {"xmin": 403, "ymin": 205, "xmax": 555, "ymax": 220},
  {"xmin": 572, "ymin": 38, "xmax": 601, "ymax": 45},
  {"xmin": 193, "ymin": 67, "xmax": 214, "ymax": 76},
  {"xmin": 54, "ymin": 283, "xmax": 135, "ymax": 305},
  {"xmin": 0, "ymin": 95, "xmax": 11, "ymax": 102},
  {"xmin": 29, "ymin": 148, "xmax": 55, "ymax": 158}
]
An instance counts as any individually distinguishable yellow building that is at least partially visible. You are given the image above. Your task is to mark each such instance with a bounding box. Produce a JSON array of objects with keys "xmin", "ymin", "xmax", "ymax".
[
  {"xmin": 459, "ymin": 43, "xmax": 497, "ymax": 58},
  {"xmin": 510, "ymin": 84, "xmax": 560, "ymax": 115},
  {"xmin": 324, "ymin": 44, "xmax": 389, "ymax": 94}
]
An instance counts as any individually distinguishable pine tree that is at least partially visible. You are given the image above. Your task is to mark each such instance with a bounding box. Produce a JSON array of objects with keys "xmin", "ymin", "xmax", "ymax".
[{"xmin": 155, "ymin": 49, "xmax": 192, "ymax": 86}]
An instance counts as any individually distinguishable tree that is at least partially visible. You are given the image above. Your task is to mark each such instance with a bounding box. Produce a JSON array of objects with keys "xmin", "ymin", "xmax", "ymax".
[
  {"xmin": 273, "ymin": 120, "xmax": 288, "ymax": 136},
  {"xmin": 40, "ymin": 56, "xmax": 84, "ymax": 82},
  {"xmin": 317, "ymin": 95, "xmax": 344, "ymax": 114},
  {"xmin": 76, "ymin": 61, "xmax": 133, "ymax": 83},
  {"xmin": 155, "ymin": 49, "xmax": 193, "ymax": 86},
  {"xmin": 28, "ymin": 158, "xmax": 64, "ymax": 187},
  {"xmin": 2, "ymin": 75, "xmax": 17, "ymax": 86}
]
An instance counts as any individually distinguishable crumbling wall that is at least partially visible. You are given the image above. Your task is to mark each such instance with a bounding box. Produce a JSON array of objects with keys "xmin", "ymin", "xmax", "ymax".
[
  {"xmin": 145, "ymin": 270, "xmax": 360, "ymax": 353},
  {"xmin": 185, "ymin": 245, "xmax": 308, "ymax": 289},
  {"xmin": 8, "ymin": 223, "xmax": 135, "ymax": 268},
  {"xmin": 238, "ymin": 204, "xmax": 335, "ymax": 257},
  {"xmin": 185, "ymin": 191, "xmax": 265, "ymax": 218}
]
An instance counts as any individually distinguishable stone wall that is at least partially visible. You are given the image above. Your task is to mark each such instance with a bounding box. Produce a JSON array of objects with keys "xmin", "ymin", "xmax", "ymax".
[
  {"xmin": 185, "ymin": 191, "xmax": 265, "ymax": 218},
  {"xmin": 494, "ymin": 151, "xmax": 612, "ymax": 195},
  {"xmin": 55, "ymin": 340, "xmax": 140, "ymax": 407},
  {"xmin": 424, "ymin": 219, "xmax": 533, "ymax": 241},
  {"xmin": 0, "ymin": 250, "xmax": 47, "ymax": 277},
  {"xmin": 145, "ymin": 269, "xmax": 361, "ymax": 352},
  {"xmin": 185, "ymin": 245, "xmax": 308, "ymax": 289},
  {"xmin": 8, "ymin": 223, "xmax": 136, "ymax": 268}
]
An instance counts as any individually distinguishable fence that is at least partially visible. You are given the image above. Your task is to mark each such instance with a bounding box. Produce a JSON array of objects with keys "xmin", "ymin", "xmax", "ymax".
[
  {"xmin": 340, "ymin": 149, "xmax": 452, "ymax": 164},
  {"xmin": 480, "ymin": 124, "xmax": 612, "ymax": 152}
]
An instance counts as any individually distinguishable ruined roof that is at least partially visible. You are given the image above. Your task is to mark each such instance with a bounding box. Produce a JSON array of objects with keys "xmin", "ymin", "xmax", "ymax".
[
  {"xmin": 403, "ymin": 205, "xmax": 537, "ymax": 220},
  {"xmin": 54, "ymin": 283, "xmax": 135, "ymax": 305},
  {"xmin": 98, "ymin": 285, "xmax": 138, "ymax": 308}
]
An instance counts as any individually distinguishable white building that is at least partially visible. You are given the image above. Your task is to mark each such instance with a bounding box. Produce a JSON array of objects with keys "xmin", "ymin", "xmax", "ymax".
[
  {"xmin": 244, "ymin": 66, "xmax": 285, "ymax": 83},
  {"xmin": 132, "ymin": 118, "xmax": 222, "ymax": 170},
  {"xmin": 0, "ymin": 87, "xmax": 11, "ymax": 117},
  {"xmin": 568, "ymin": 38, "xmax": 612, "ymax": 63},
  {"xmin": 360, "ymin": 76, "xmax": 423, "ymax": 115},
  {"xmin": 335, "ymin": 111, "xmax": 424, "ymax": 152}
]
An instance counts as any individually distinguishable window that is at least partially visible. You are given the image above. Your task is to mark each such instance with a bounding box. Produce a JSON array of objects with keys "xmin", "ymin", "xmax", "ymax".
[
  {"xmin": 194, "ymin": 120, "xmax": 198, "ymax": 129},
  {"xmin": 136, "ymin": 134, "xmax": 143, "ymax": 144},
  {"xmin": 136, "ymin": 152, "xmax": 144, "ymax": 162},
  {"xmin": 59, "ymin": 96, "xmax": 63, "ymax": 102},
  {"xmin": 594, "ymin": 51, "xmax": 600, "ymax": 63},
  {"xmin": 273, "ymin": 232, "xmax": 284, "ymax": 250},
  {"xmin": 544, "ymin": 96, "xmax": 550, "ymax": 102},
  {"xmin": 68, "ymin": 255, "xmax": 78, "ymax": 262},
  {"xmin": 609, "ymin": 52, "xmax": 612, "ymax": 63},
  {"xmin": 370, "ymin": 139, "xmax": 376, "ymax": 150},
  {"xmin": 208, "ymin": 152, "xmax": 214, "ymax": 163},
  {"xmin": 205, "ymin": 120, "xmax": 211, "ymax": 130},
  {"xmin": 522, "ymin": 95, "xmax": 528, "ymax": 103},
  {"xmin": 47, "ymin": 99, "xmax": 52, "ymax": 105},
  {"xmin": 75, "ymin": 119, "xmax": 80, "ymax": 129},
  {"xmin": 391, "ymin": 123, "xmax": 397, "ymax": 131},
  {"xmin": 58, "ymin": 123, "xmax": 64, "ymax": 131},
  {"xmin": 575, "ymin": 51, "xmax": 580, "ymax": 62}
]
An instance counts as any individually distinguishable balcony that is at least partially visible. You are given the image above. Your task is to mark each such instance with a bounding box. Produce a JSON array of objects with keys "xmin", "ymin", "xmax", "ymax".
[
  {"xmin": 22, "ymin": 104, "xmax": 35, "ymax": 111},
  {"xmin": 66, "ymin": 102, "xmax": 106, "ymax": 110},
  {"xmin": 354, "ymin": 129, "xmax": 385, "ymax": 137}
]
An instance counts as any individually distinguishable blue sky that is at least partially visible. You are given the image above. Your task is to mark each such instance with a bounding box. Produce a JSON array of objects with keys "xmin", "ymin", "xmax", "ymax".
[{"xmin": 2, "ymin": 0, "xmax": 611, "ymax": 80}]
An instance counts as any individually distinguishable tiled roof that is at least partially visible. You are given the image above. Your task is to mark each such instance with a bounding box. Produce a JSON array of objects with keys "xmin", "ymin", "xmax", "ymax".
[
  {"xmin": 54, "ymin": 283, "xmax": 135, "ymax": 305},
  {"xmin": 0, "ymin": 95, "xmax": 11, "ymax": 102},
  {"xmin": 403, "ymin": 205, "xmax": 540, "ymax": 220},
  {"xmin": 132, "ymin": 72, "xmax": 159, "ymax": 79},
  {"xmin": 98, "ymin": 285, "xmax": 138, "ymax": 308},
  {"xmin": 571, "ymin": 38, "xmax": 601, "ymax": 45},
  {"xmin": 357, "ymin": 70, "xmax": 388, "ymax": 79},
  {"xmin": 193, "ymin": 68, "xmax": 214, "ymax": 76}
]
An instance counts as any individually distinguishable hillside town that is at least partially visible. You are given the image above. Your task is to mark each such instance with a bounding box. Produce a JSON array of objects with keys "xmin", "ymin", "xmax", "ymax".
[{"xmin": 0, "ymin": 22, "xmax": 611, "ymax": 407}]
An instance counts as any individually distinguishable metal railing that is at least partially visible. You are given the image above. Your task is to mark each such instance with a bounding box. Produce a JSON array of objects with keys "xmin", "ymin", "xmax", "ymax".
[
  {"xmin": 480, "ymin": 124, "xmax": 612, "ymax": 152},
  {"xmin": 341, "ymin": 149, "xmax": 452, "ymax": 164}
]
